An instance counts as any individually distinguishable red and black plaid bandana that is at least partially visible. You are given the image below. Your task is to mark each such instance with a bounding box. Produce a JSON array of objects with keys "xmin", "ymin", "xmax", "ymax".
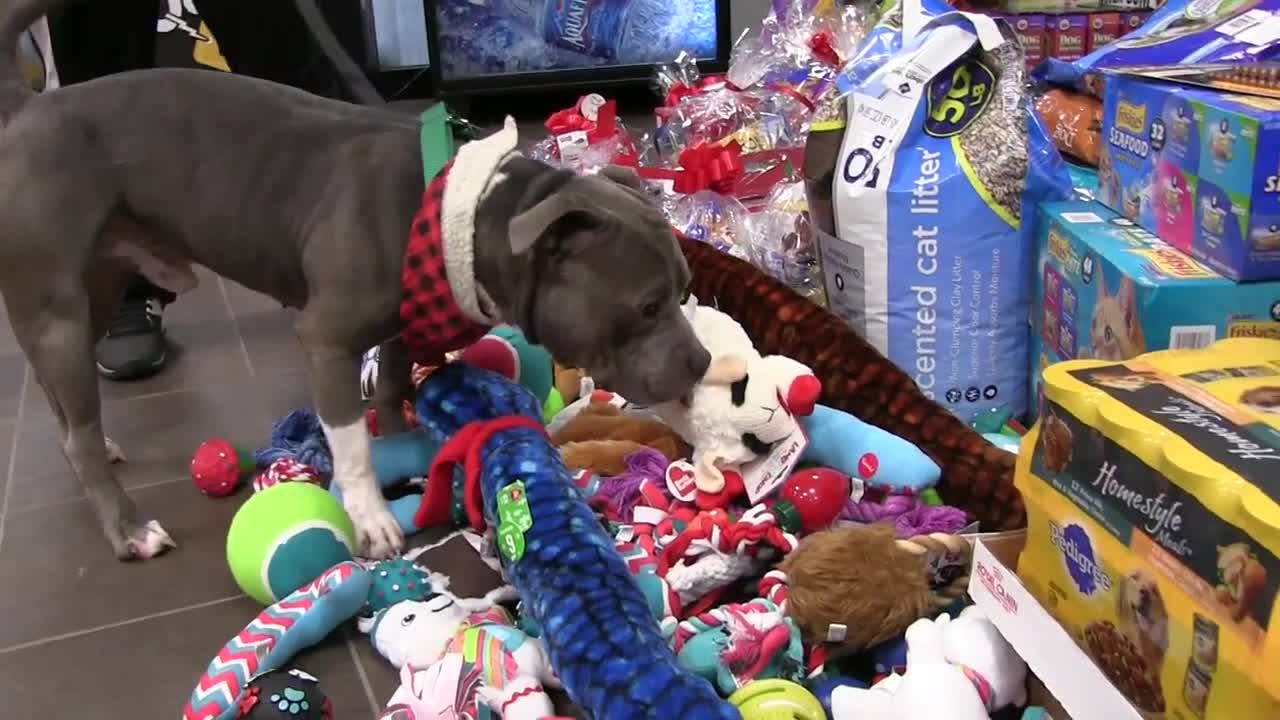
[{"xmin": 400, "ymin": 162, "xmax": 491, "ymax": 365}]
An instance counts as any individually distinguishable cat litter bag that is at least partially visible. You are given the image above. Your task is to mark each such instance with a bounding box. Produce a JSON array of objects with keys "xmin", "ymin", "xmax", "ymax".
[
  {"xmin": 824, "ymin": 0, "xmax": 1071, "ymax": 422},
  {"xmin": 1040, "ymin": 0, "xmax": 1280, "ymax": 91}
]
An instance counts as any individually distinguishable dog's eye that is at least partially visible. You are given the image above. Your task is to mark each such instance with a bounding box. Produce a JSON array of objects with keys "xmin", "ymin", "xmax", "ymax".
[
  {"xmin": 399, "ymin": 613, "xmax": 417, "ymax": 626},
  {"xmin": 641, "ymin": 302, "xmax": 660, "ymax": 318},
  {"xmin": 1105, "ymin": 326, "xmax": 1114, "ymax": 342}
]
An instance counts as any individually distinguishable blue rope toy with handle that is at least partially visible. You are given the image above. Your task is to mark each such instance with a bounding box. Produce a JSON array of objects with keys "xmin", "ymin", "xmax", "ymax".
[{"xmin": 413, "ymin": 362, "xmax": 739, "ymax": 720}]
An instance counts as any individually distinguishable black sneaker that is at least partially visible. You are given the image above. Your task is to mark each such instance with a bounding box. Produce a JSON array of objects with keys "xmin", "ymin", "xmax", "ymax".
[{"xmin": 96, "ymin": 297, "xmax": 168, "ymax": 380}]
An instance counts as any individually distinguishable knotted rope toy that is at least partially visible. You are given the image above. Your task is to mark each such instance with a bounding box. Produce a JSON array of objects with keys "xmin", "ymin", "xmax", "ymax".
[{"xmin": 409, "ymin": 363, "xmax": 738, "ymax": 720}]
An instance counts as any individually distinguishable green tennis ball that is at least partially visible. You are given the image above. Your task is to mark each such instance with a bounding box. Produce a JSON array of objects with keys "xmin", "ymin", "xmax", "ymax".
[
  {"xmin": 728, "ymin": 679, "xmax": 826, "ymax": 720},
  {"xmin": 226, "ymin": 481, "xmax": 356, "ymax": 605}
]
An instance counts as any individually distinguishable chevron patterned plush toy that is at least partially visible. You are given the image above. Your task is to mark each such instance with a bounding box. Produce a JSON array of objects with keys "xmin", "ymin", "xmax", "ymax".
[
  {"xmin": 183, "ymin": 561, "xmax": 371, "ymax": 720},
  {"xmin": 411, "ymin": 363, "xmax": 739, "ymax": 720}
]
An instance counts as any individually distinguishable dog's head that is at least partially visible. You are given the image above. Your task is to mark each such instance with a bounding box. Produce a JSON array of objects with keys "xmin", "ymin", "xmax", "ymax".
[
  {"xmin": 498, "ymin": 164, "xmax": 710, "ymax": 405},
  {"xmin": 1117, "ymin": 569, "xmax": 1167, "ymax": 638},
  {"xmin": 1241, "ymin": 386, "xmax": 1280, "ymax": 414},
  {"xmin": 1091, "ymin": 268, "xmax": 1144, "ymax": 361}
]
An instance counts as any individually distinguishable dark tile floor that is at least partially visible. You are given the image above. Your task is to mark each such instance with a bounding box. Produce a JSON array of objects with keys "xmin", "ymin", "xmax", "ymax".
[{"xmin": 0, "ymin": 270, "xmax": 410, "ymax": 718}]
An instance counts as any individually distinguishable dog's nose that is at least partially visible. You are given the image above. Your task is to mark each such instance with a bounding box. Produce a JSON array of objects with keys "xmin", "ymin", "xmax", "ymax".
[{"xmin": 686, "ymin": 344, "xmax": 711, "ymax": 379}]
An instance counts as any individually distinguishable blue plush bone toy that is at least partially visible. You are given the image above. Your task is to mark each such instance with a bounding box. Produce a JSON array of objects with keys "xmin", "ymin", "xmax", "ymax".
[{"xmin": 411, "ymin": 363, "xmax": 739, "ymax": 720}]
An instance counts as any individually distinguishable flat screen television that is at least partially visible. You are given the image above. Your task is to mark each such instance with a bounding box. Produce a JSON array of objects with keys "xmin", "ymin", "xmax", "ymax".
[
  {"xmin": 355, "ymin": 0, "xmax": 434, "ymax": 100},
  {"xmin": 425, "ymin": 0, "xmax": 731, "ymax": 95}
]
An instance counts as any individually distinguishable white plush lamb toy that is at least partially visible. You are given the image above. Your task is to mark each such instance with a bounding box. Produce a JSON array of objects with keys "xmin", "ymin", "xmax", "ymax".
[
  {"xmin": 654, "ymin": 297, "xmax": 822, "ymax": 493},
  {"xmin": 830, "ymin": 606, "xmax": 1028, "ymax": 720},
  {"xmin": 360, "ymin": 592, "xmax": 558, "ymax": 720}
]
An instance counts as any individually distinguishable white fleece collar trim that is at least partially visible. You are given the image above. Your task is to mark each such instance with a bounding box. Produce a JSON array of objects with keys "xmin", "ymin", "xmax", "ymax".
[{"xmin": 441, "ymin": 116, "xmax": 519, "ymax": 324}]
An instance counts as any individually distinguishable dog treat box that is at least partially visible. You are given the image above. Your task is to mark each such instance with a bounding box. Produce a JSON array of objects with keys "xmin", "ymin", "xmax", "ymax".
[
  {"xmin": 1031, "ymin": 199, "xmax": 1280, "ymax": 421},
  {"xmin": 1005, "ymin": 14, "xmax": 1047, "ymax": 73},
  {"xmin": 1048, "ymin": 14, "xmax": 1089, "ymax": 62},
  {"xmin": 1016, "ymin": 338, "xmax": 1280, "ymax": 718},
  {"xmin": 1098, "ymin": 72, "xmax": 1280, "ymax": 281}
]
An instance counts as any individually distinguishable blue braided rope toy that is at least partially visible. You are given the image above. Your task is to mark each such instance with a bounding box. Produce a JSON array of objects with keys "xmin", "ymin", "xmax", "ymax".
[{"xmin": 414, "ymin": 363, "xmax": 739, "ymax": 720}]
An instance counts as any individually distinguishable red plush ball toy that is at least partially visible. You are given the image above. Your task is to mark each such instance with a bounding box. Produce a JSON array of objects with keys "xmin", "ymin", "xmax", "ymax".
[{"xmin": 190, "ymin": 438, "xmax": 254, "ymax": 497}]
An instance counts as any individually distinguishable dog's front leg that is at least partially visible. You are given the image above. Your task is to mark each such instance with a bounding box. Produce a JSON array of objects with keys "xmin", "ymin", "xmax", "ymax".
[{"xmin": 302, "ymin": 342, "xmax": 404, "ymax": 558}]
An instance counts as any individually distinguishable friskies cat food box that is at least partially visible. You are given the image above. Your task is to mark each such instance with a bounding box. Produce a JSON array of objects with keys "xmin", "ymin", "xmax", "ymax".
[
  {"xmin": 1017, "ymin": 338, "xmax": 1280, "ymax": 719},
  {"xmin": 1031, "ymin": 200, "xmax": 1280, "ymax": 421},
  {"xmin": 1097, "ymin": 73, "xmax": 1280, "ymax": 282}
]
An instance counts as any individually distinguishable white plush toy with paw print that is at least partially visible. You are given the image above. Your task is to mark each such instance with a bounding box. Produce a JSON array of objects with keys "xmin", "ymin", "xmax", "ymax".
[{"xmin": 830, "ymin": 606, "xmax": 1028, "ymax": 720}]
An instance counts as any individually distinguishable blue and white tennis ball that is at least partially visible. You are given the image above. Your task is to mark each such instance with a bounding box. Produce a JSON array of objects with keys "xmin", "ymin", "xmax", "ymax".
[{"xmin": 226, "ymin": 482, "xmax": 356, "ymax": 605}]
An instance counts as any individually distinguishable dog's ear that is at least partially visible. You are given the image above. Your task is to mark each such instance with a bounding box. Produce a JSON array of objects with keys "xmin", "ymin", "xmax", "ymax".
[
  {"xmin": 509, "ymin": 191, "xmax": 578, "ymax": 256},
  {"xmin": 598, "ymin": 165, "xmax": 646, "ymax": 192},
  {"xmin": 1118, "ymin": 276, "xmax": 1138, "ymax": 311},
  {"xmin": 703, "ymin": 355, "xmax": 748, "ymax": 384}
]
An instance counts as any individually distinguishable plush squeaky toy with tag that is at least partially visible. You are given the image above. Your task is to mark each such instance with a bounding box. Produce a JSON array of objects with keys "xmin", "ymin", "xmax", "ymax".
[
  {"xmin": 359, "ymin": 592, "xmax": 557, "ymax": 720},
  {"xmin": 654, "ymin": 297, "xmax": 821, "ymax": 495}
]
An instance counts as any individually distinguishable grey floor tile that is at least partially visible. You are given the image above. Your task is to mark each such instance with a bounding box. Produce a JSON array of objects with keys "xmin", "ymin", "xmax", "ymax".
[
  {"xmin": 0, "ymin": 353, "xmax": 25, "ymax": 421},
  {"xmin": 254, "ymin": 369, "xmax": 315, "ymax": 424},
  {"xmin": 0, "ymin": 481, "xmax": 247, "ymax": 648},
  {"xmin": 0, "ymin": 596, "xmax": 376, "ymax": 719},
  {"xmin": 0, "ymin": 420, "xmax": 15, "ymax": 514},
  {"xmin": 237, "ymin": 307, "xmax": 305, "ymax": 375},
  {"xmin": 98, "ymin": 314, "xmax": 253, "ymax": 403},
  {"xmin": 221, "ymin": 277, "xmax": 287, "ymax": 316},
  {"xmin": 9, "ymin": 379, "xmax": 274, "ymax": 511}
]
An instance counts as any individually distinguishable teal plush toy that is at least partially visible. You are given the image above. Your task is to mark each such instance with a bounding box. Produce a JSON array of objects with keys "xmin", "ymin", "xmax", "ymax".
[
  {"xmin": 666, "ymin": 598, "xmax": 805, "ymax": 696},
  {"xmin": 457, "ymin": 325, "xmax": 563, "ymax": 423},
  {"xmin": 184, "ymin": 561, "xmax": 370, "ymax": 720}
]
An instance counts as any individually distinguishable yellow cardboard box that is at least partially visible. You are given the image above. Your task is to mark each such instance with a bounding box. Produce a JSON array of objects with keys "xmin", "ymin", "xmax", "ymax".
[{"xmin": 1016, "ymin": 338, "xmax": 1280, "ymax": 718}]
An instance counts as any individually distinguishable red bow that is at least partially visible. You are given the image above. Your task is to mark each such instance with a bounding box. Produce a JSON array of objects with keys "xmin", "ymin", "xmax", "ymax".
[
  {"xmin": 674, "ymin": 140, "xmax": 744, "ymax": 195},
  {"xmin": 664, "ymin": 74, "xmax": 732, "ymax": 107},
  {"xmin": 809, "ymin": 31, "xmax": 841, "ymax": 68},
  {"xmin": 545, "ymin": 97, "xmax": 618, "ymax": 144}
]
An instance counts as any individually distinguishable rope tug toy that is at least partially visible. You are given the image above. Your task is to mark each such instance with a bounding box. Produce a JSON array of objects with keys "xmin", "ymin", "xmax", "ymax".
[{"xmin": 411, "ymin": 363, "xmax": 738, "ymax": 720}]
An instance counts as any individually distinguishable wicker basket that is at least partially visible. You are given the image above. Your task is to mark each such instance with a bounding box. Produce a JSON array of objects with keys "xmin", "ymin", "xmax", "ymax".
[{"xmin": 679, "ymin": 236, "xmax": 1023, "ymax": 531}]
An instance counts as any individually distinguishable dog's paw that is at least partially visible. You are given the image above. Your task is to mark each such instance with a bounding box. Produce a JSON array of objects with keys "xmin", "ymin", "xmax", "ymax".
[
  {"xmin": 343, "ymin": 489, "xmax": 404, "ymax": 559},
  {"xmin": 105, "ymin": 437, "xmax": 126, "ymax": 463},
  {"xmin": 113, "ymin": 520, "xmax": 176, "ymax": 561}
]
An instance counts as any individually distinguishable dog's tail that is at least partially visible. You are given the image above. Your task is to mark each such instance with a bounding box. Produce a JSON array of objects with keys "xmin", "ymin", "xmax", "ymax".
[{"xmin": 0, "ymin": 0, "xmax": 58, "ymax": 124}]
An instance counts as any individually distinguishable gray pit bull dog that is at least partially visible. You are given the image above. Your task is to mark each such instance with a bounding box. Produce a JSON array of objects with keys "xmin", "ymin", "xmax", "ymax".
[{"xmin": 0, "ymin": 0, "xmax": 710, "ymax": 561}]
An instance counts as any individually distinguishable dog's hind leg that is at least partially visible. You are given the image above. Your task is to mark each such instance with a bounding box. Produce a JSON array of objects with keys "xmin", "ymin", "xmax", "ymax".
[
  {"xmin": 86, "ymin": 266, "xmax": 131, "ymax": 464},
  {"xmin": 3, "ymin": 280, "xmax": 174, "ymax": 560}
]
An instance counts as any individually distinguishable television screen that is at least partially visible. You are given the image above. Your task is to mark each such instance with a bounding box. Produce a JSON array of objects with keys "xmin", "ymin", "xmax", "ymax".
[
  {"xmin": 431, "ymin": 0, "xmax": 722, "ymax": 83},
  {"xmin": 369, "ymin": 0, "xmax": 431, "ymax": 70}
]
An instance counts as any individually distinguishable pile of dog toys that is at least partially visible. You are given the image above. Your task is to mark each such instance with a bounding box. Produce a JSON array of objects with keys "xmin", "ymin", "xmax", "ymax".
[{"xmin": 183, "ymin": 297, "xmax": 1047, "ymax": 719}]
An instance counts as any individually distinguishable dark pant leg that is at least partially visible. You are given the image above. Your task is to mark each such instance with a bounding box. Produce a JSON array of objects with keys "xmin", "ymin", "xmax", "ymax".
[{"xmin": 46, "ymin": 1, "xmax": 158, "ymax": 84}]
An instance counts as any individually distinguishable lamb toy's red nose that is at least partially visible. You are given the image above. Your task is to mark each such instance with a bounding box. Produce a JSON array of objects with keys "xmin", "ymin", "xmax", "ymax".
[{"xmin": 783, "ymin": 374, "xmax": 821, "ymax": 417}]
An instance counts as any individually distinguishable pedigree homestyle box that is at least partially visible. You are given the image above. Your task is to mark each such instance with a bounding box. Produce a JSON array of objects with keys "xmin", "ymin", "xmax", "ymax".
[
  {"xmin": 1098, "ymin": 73, "xmax": 1280, "ymax": 281},
  {"xmin": 1030, "ymin": 200, "xmax": 1280, "ymax": 420},
  {"xmin": 1016, "ymin": 339, "xmax": 1280, "ymax": 718}
]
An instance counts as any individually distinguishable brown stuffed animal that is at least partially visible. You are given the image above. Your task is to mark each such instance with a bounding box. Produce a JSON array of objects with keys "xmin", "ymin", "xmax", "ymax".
[
  {"xmin": 778, "ymin": 524, "xmax": 972, "ymax": 653},
  {"xmin": 552, "ymin": 402, "xmax": 690, "ymax": 476}
]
